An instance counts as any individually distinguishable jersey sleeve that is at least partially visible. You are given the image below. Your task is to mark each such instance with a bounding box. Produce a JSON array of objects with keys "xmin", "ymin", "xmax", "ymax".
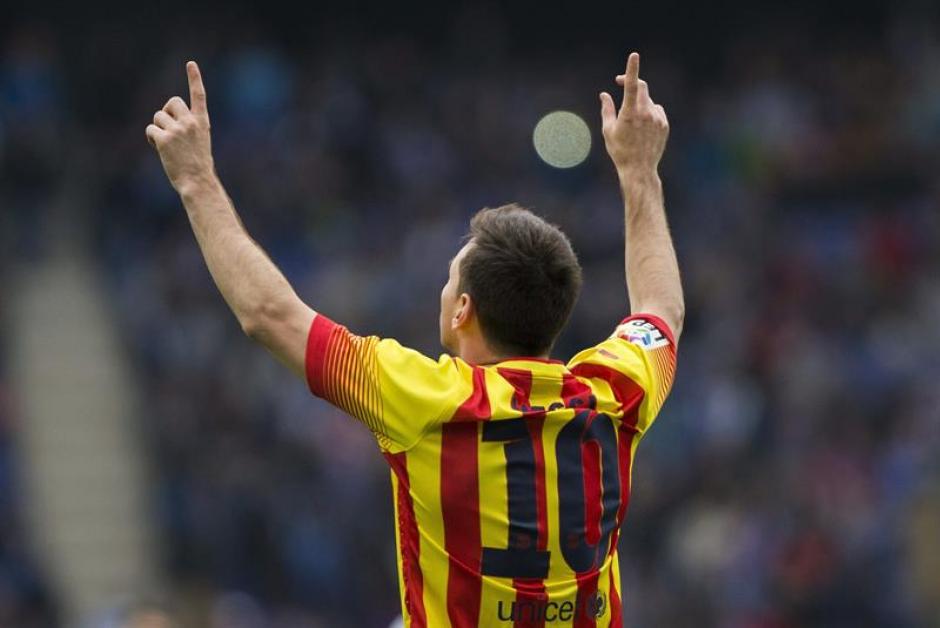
[
  {"xmin": 566, "ymin": 313, "xmax": 677, "ymax": 434},
  {"xmin": 304, "ymin": 313, "xmax": 469, "ymax": 452}
]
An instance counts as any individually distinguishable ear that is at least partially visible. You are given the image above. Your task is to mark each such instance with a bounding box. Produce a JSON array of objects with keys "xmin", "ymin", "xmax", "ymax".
[{"xmin": 451, "ymin": 293, "xmax": 473, "ymax": 330}]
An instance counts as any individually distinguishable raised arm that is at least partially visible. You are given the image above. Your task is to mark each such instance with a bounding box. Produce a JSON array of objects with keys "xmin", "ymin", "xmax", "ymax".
[
  {"xmin": 146, "ymin": 62, "xmax": 314, "ymax": 377},
  {"xmin": 599, "ymin": 52, "xmax": 684, "ymax": 340}
]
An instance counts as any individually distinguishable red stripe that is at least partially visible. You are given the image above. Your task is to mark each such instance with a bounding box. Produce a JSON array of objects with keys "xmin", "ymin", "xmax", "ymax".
[
  {"xmin": 441, "ymin": 366, "xmax": 490, "ymax": 628},
  {"xmin": 512, "ymin": 579, "xmax": 548, "ymax": 628},
  {"xmin": 441, "ymin": 422, "xmax": 483, "ymax": 627},
  {"xmin": 528, "ymin": 419, "xmax": 548, "ymax": 553},
  {"xmin": 573, "ymin": 570, "xmax": 600, "ymax": 628},
  {"xmin": 561, "ymin": 373, "xmax": 594, "ymax": 409},
  {"xmin": 496, "ymin": 368, "xmax": 532, "ymax": 402},
  {"xmin": 582, "ymin": 437, "xmax": 602, "ymax": 547},
  {"xmin": 568, "ymin": 363, "xmax": 644, "ymax": 415},
  {"xmin": 562, "ymin": 372, "xmax": 638, "ymax": 626},
  {"xmin": 441, "ymin": 372, "xmax": 489, "ymax": 628},
  {"xmin": 451, "ymin": 365, "xmax": 491, "ymax": 421},
  {"xmin": 332, "ymin": 327, "xmax": 355, "ymax": 416},
  {"xmin": 608, "ymin": 567, "xmax": 622, "ymax": 626},
  {"xmin": 304, "ymin": 313, "xmax": 337, "ymax": 397},
  {"xmin": 616, "ymin": 412, "xmax": 639, "ymax": 527},
  {"xmin": 384, "ymin": 452, "xmax": 427, "ymax": 628}
]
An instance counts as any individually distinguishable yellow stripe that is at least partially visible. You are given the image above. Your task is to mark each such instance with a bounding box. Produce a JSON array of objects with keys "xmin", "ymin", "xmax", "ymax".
[
  {"xmin": 594, "ymin": 552, "xmax": 615, "ymax": 626},
  {"xmin": 527, "ymin": 369, "xmax": 563, "ymax": 415},
  {"xmin": 479, "ymin": 576, "xmax": 518, "ymax": 626},
  {"xmin": 478, "ymin": 428, "xmax": 509, "ymax": 555},
  {"xmin": 332, "ymin": 332, "xmax": 355, "ymax": 420},
  {"xmin": 366, "ymin": 337, "xmax": 389, "ymax": 442},
  {"xmin": 324, "ymin": 331, "xmax": 395, "ymax": 449},
  {"xmin": 407, "ymin": 429, "xmax": 449, "ymax": 627},
  {"xmin": 581, "ymin": 374, "xmax": 622, "ymax": 421},
  {"xmin": 358, "ymin": 338, "xmax": 381, "ymax": 434},
  {"xmin": 477, "ymin": 369, "xmax": 513, "ymax": 622},
  {"xmin": 322, "ymin": 328, "xmax": 339, "ymax": 403},
  {"xmin": 479, "ymin": 368, "xmax": 513, "ymax": 559},
  {"xmin": 352, "ymin": 338, "xmax": 371, "ymax": 427}
]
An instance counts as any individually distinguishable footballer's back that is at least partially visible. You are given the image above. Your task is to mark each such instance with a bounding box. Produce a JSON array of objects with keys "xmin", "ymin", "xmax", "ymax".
[{"xmin": 305, "ymin": 311, "xmax": 676, "ymax": 627}]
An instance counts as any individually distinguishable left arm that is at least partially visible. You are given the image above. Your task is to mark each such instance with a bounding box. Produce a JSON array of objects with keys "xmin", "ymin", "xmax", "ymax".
[
  {"xmin": 601, "ymin": 53, "xmax": 684, "ymax": 340},
  {"xmin": 146, "ymin": 61, "xmax": 314, "ymax": 377}
]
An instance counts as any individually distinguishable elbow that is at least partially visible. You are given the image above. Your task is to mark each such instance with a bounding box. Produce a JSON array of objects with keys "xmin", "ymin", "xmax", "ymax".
[
  {"xmin": 239, "ymin": 300, "xmax": 282, "ymax": 341},
  {"xmin": 240, "ymin": 316, "xmax": 265, "ymax": 341},
  {"xmin": 669, "ymin": 302, "xmax": 685, "ymax": 339},
  {"xmin": 666, "ymin": 295, "xmax": 685, "ymax": 339}
]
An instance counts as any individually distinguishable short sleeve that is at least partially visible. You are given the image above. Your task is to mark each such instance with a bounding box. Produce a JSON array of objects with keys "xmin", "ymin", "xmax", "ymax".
[
  {"xmin": 305, "ymin": 313, "xmax": 470, "ymax": 452},
  {"xmin": 566, "ymin": 314, "xmax": 677, "ymax": 434}
]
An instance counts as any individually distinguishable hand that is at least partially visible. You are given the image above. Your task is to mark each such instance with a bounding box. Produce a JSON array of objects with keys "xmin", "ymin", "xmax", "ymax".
[
  {"xmin": 146, "ymin": 61, "xmax": 215, "ymax": 194},
  {"xmin": 599, "ymin": 52, "xmax": 669, "ymax": 179}
]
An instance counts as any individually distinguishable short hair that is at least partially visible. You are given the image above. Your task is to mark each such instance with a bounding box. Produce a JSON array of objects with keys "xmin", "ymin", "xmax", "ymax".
[{"xmin": 459, "ymin": 204, "xmax": 582, "ymax": 356}]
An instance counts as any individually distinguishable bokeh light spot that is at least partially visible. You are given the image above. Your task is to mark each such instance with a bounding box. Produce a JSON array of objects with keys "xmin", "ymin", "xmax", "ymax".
[{"xmin": 533, "ymin": 110, "xmax": 591, "ymax": 168}]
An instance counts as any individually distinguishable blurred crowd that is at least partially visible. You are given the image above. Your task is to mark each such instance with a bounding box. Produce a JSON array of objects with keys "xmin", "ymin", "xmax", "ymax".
[
  {"xmin": 3, "ymin": 2, "xmax": 940, "ymax": 627},
  {"xmin": 0, "ymin": 328, "xmax": 58, "ymax": 627},
  {"xmin": 0, "ymin": 21, "xmax": 62, "ymax": 627}
]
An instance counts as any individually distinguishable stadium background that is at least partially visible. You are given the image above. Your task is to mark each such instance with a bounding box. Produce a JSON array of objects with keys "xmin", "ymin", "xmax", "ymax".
[{"xmin": 2, "ymin": 1, "xmax": 940, "ymax": 626}]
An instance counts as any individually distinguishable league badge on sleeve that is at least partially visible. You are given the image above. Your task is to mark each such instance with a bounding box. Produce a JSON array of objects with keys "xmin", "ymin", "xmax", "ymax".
[{"xmin": 613, "ymin": 318, "xmax": 671, "ymax": 350}]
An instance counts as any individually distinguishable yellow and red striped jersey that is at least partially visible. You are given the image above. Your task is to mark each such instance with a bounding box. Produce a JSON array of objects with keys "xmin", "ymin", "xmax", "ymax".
[{"xmin": 305, "ymin": 313, "xmax": 677, "ymax": 627}]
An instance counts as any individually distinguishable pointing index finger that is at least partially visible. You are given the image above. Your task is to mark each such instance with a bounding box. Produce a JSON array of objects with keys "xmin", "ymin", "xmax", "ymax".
[
  {"xmin": 187, "ymin": 61, "xmax": 208, "ymax": 118},
  {"xmin": 621, "ymin": 52, "xmax": 640, "ymax": 113}
]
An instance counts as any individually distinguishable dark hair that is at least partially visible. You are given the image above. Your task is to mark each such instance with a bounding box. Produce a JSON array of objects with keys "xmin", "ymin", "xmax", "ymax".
[{"xmin": 459, "ymin": 204, "xmax": 582, "ymax": 356}]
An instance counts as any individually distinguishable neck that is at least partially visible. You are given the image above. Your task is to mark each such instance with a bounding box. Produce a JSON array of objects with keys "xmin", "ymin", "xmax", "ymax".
[
  {"xmin": 455, "ymin": 337, "xmax": 549, "ymax": 366},
  {"xmin": 457, "ymin": 344, "xmax": 502, "ymax": 366}
]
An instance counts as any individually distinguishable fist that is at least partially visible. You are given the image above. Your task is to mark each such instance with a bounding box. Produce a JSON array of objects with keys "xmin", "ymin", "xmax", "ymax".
[
  {"xmin": 146, "ymin": 61, "xmax": 214, "ymax": 193},
  {"xmin": 599, "ymin": 53, "xmax": 669, "ymax": 177}
]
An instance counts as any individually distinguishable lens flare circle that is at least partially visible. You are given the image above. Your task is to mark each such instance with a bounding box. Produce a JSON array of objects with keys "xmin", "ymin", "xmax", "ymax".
[{"xmin": 533, "ymin": 110, "xmax": 591, "ymax": 169}]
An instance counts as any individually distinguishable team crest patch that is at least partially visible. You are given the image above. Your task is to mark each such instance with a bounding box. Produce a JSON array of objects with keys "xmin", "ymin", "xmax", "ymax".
[{"xmin": 613, "ymin": 319, "xmax": 670, "ymax": 350}]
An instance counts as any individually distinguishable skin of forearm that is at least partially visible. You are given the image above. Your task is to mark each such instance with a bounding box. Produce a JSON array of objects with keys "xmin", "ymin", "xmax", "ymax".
[
  {"xmin": 619, "ymin": 170, "xmax": 684, "ymax": 335},
  {"xmin": 178, "ymin": 176, "xmax": 304, "ymax": 339}
]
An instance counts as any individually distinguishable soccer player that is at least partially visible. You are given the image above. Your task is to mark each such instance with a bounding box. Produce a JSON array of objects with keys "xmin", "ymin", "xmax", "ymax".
[{"xmin": 146, "ymin": 52, "xmax": 682, "ymax": 627}]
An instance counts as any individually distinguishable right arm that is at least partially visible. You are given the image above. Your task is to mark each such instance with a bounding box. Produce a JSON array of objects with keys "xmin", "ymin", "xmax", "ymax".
[
  {"xmin": 600, "ymin": 52, "xmax": 684, "ymax": 340},
  {"xmin": 146, "ymin": 62, "xmax": 314, "ymax": 378},
  {"xmin": 146, "ymin": 63, "xmax": 465, "ymax": 452}
]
